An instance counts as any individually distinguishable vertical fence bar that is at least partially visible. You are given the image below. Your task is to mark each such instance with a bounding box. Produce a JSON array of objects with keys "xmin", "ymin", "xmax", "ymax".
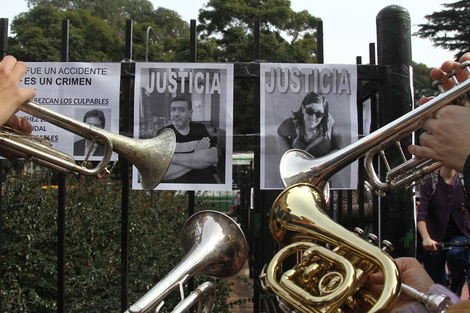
[
  {"xmin": 188, "ymin": 19, "xmax": 196, "ymax": 218},
  {"xmin": 0, "ymin": 17, "xmax": 7, "ymax": 313},
  {"xmin": 121, "ymin": 19, "xmax": 133, "ymax": 312},
  {"xmin": 369, "ymin": 43, "xmax": 380, "ymax": 234},
  {"xmin": 188, "ymin": 19, "xmax": 197, "ymax": 305},
  {"xmin": 253, "ymin": 19, "xmax": 261, "ymax": 313},
  {"xmin": 376, "ymin": 5, "xmax": 414, "ymax": 257},
  {"xmin": 356, "ymin": 56, "xmax": 366, "ymax": 231},
  {"xmin": 57, "ymin": 19, "xmax": 69, "ymax": 313},
  {"xmin": 316, "ymin": 21, "xmax": 324, "ymax": 64},
  {"xmin": 0, "ymin": 18, "xmax": 7, "ymax": 57}
]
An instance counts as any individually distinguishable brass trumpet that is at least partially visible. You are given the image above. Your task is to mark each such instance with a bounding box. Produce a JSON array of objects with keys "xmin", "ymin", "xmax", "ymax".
[
  {"xmin": 0, "ymin": 100, "xmax": 176, "ymax": 190},
  {"xmin": 260, "ymin": 183, "xmax": 452, "ymax": 313},
  {"xmin": 280, "ymin": 61, "xmax": 470, "ymax": 196},
  {"xmin": 126, "ymin": 210, "xmax": 248, "ymax": 313}
]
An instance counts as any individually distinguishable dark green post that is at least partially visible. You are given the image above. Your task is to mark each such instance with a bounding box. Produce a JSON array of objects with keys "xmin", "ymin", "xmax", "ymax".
[{"xmin": 376, "ymin": 5, "xmax": 415, "ymax": 257}]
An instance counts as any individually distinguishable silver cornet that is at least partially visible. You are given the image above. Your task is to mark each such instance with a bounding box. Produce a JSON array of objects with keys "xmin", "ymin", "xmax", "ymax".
[
  {"xmin": 280, "ymin": 61, "xmax": 470, "ymax": 196},
  {"xmin": 126, "ymin": 210, "xmax": 248, "ymax": 313},
  {"xmin": 0, "ymin": 100, "xmax": 176, "ymax": 190}
]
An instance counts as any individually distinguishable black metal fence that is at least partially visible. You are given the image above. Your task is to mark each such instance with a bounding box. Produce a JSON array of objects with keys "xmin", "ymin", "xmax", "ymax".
[{"xmin": 0, "ymin": 4, "xmax": 416, "ymax": 313}]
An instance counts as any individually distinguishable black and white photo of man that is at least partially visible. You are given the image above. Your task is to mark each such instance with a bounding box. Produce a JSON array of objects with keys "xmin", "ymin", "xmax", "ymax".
[
  {"xmin": 73, "ymin": 109, "xmax": 107, "ymax": 157},
  {"xmin": 132, "ymin": 63, "xmax": 234, "ymax": 191},
  {"xmin": 159, "ymin": 95, "xmax": 220, "ymax": 183}
]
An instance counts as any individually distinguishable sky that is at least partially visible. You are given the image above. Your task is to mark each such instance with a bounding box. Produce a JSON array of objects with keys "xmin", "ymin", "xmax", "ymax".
[{"xmin": 2, "ymin": 0, "xmax": 458, "ymax": 68}]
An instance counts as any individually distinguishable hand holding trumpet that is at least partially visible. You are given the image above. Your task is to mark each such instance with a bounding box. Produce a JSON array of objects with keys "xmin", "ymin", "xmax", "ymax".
[
  {"xmin": 364, "ymin": 257, "xmax": 466, "ymax": 313},
  {"xmin": 0, "ymin": 55, "xmax": 34, "ymax": 131},
  {"xmin": 408, "ymin": 52, "xmax": 470, "ymax": 173},
  {"xmin": 0, "ymin": 55, "xmax": 35, "ymax": 159}
]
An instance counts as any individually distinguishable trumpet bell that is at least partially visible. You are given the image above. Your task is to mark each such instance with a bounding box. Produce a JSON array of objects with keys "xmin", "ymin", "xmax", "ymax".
[
  {"xmin": 127, "ymin": 210, "xmax": 248, "ymax": 313},
  {"xmin": 110, "ymin": 128, "xmax": 175, "ymax": 190},
  {"xmin": 181, "ymin": 210, "xmax": 248, "ymax": 279},
  {"xmin": 6, "ymin": 100, "xmax": 176, "ymax": 190}
]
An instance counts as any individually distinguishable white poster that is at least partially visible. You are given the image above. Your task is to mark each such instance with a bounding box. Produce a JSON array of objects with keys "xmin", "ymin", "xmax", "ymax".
[
  {"xmin": 261, "ymin": 63, "xmax": 358, "ymax": 190},
  {"xmin": 19, "ymin": 62, "xmax": 121, "ymax": 161},
  {"xmin": 132, "ymin": 63, "xmax": 234, "ymax": 191}
]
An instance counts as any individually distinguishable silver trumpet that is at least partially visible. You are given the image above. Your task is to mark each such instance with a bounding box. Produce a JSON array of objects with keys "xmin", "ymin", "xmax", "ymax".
[
  {"xmin": 280, "ymin": 61, "xmax": 470, "ymax": 196},
  {"xmin": 0, "ymin": 100, "xmax": 176, "ymax": 190},
  {"xmin": 126, "ymin": 210, "xmax": 248, "ymax": 313}
]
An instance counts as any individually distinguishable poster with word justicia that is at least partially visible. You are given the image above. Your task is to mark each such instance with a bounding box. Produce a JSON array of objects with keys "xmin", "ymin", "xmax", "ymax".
[
  {"xmin": 260, "ymin": 63, "xmax": 358, "ymax": 190},
  {"xmin": 132, "ymin": 63, "xmax": 234, "ymax": 191},
  {"xmin": 18, "ymin": 62, "xmax": 121, "ymax": 162}
]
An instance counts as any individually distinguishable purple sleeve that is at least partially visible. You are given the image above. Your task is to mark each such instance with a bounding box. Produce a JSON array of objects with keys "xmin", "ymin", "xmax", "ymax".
[
  {"xmin": 417, "ymin": 177, "xmax": 432, "ymax": 223},
  {"xmin": 463, "ymin": 154, "xmax": 470, "ymax": 192}
]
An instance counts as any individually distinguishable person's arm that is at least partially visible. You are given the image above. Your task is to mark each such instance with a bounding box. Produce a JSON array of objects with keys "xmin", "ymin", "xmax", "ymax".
[
  {"xmin": 163, "ymin": 137, "xmax": 217, "ymax": 180},
  {"xmin": 328, "ymin": 115, "xmax": 342, "ymax": 151},
  {"xmin": 171, "ymin": 145, "xmax": 218, "ymax": 169},
  {"xmin": 416, "ymin": 180, "xmax": 436, "ymax": 251},
  {"xmin": 163, "ymin": 163, "xmax": 192, "ymax": 181},
  {"xmin": 277, "ymin": 118, "xmax": 295, "ymax": 151},
  {"xmin": 417, "ymin": 221, "xmax": 438, "ymax": 251},
  {"xmin": 408, "ymin": 52, "xmax": 470, "ymax": 172}
]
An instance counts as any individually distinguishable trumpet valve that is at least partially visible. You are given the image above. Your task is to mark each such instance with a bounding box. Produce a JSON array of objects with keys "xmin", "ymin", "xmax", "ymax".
[
  {"xmin": 354, "ymin": 227, "xmax": 365, "ymax": 238},
  {"xmin": 368, "ymin": 233, "xmax": 379, "ymax": 246},
  {"xmin": 381, "ymin": 240, "xmax": 394, "ymax": 253},
  {"xmin": 461, "ymin": 60, "xmax": 470, "ymax": 76}
]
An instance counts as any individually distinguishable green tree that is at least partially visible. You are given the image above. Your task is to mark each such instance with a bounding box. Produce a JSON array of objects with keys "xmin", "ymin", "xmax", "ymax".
[
  {"xmin": 25, "ymin": 0, "xmax": 190, "ymax": 41},
  {"xmin": 198, "ymin": 0, "xmax": 321, "ymax": 63},
  {"xmin": 17, "ymin": 1, "xmax": 191, "ymax": 63},
  {"xmin": 412, "ymin": 61, "xmax": 439, "ymax": 108},
  {"xmin": 8, "ymin": 4, "xmax": 123, "ymax": 62},
  {"xmin": 197, "ymin": 0, "xmax": 322, "ymax": 134},
  {"xmin": 415, "ymin": 0, "xmax": 470, "ymax": 60},
  {"xmin": 2, "ymin": 175, "xmax": 246, "ymax": 312}
]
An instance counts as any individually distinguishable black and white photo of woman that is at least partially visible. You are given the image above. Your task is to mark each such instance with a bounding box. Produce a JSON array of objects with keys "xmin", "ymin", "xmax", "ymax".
[
  {"xmin": 277, "ymin": 92, "xmax": 343, "ymax": 158},
  {"xmin": 260, "ymin": 64, "xmax": 358, "ymax": 190}
]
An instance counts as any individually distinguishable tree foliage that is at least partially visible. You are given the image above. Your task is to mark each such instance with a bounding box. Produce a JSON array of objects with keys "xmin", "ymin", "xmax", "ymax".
[
  {"xmin": 196, "ymin": 0, "xmax": 322, "ymax": 134},
  {"xmin": 412, "ymin": 61, "xmax": 438, "ymax": 107},
  {"xmin": 8, "ymin": 5, "xmax": 123, "ymax": 62},
  {"xmin": 198, "ymin": 0, "xmax": 321, "ymax": 63},
  {"xmin": 24, "ymin": 0, "xmax": 189, "ymax": 39},
  {"xmin": 2, "ymin": 173, "xmax": 247, "ymax": 312},
  {"xmin": 415, "ymin": 0, "xmax": 470, "ymax": 60}
]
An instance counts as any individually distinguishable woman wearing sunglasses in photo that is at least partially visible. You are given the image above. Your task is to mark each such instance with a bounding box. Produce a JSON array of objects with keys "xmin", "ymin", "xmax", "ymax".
[{"xmin": 277, "ymin": 92, "xmax": 341, "ymax": 158}]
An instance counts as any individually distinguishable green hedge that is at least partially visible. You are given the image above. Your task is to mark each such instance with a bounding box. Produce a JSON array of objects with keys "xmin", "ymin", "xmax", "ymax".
[{"xmin": 2, "ymin": 174, "xmax": 250, "ymax": 312}]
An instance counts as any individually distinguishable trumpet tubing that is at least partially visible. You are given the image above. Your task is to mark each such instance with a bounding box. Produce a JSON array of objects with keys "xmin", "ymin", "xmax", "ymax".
[
  {"xmin": 1, "ymin": 100, "xmax": 176, "ymax": 190},
  {"xmin": 280, "ymin": 62, "xmax": 470, "ymax": 195},
  {"xmin": 261, "ymin": 183, "xmax": 400, "ymax": 313},
  {"xmin": 126, "ymin": 211, "xmax": 247, "ymax": 313}
]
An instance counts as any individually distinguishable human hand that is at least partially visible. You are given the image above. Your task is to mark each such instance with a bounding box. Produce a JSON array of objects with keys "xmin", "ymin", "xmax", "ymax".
[
  {"xmin": 365, "ymin": 257, "xmax": 434, "ymax": 313},
  {"xmin": 0, "ymin": 56, "xmax": 35, "ymax": 127},
  {"xmin": 4, "ymin": 115, "xmax": 32, "ymax": 134},
  {"xmin": 422, "ymin": 238, "xmax": 438, "ymax": 251},
  {"xmin": 194, "ymin": 137, "xmax": 211, "ymax": 152},
  {"xmin": 408, "ymin": 52, "xmax": 470, "ymax": 172},
  {"xmin": 0, "ymin": 114, "xmax": 34, "ymax": 159}
]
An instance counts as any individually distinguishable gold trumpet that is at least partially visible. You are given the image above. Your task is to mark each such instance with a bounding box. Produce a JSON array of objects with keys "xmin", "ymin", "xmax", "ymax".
[
  {"xmin": 260, "ymin": 183, "xmax": 452, "ymax": 313},
  {"xmin": 0, "ymin": 100, "xmax": 176, "ymax": 190},
  {"xmin": 126, "ymin": 210, "xmax": 248, "ymax": 313},
  {"xmin": 280, "ymin": 61, "xmax": 470, "ymax": 196}
]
